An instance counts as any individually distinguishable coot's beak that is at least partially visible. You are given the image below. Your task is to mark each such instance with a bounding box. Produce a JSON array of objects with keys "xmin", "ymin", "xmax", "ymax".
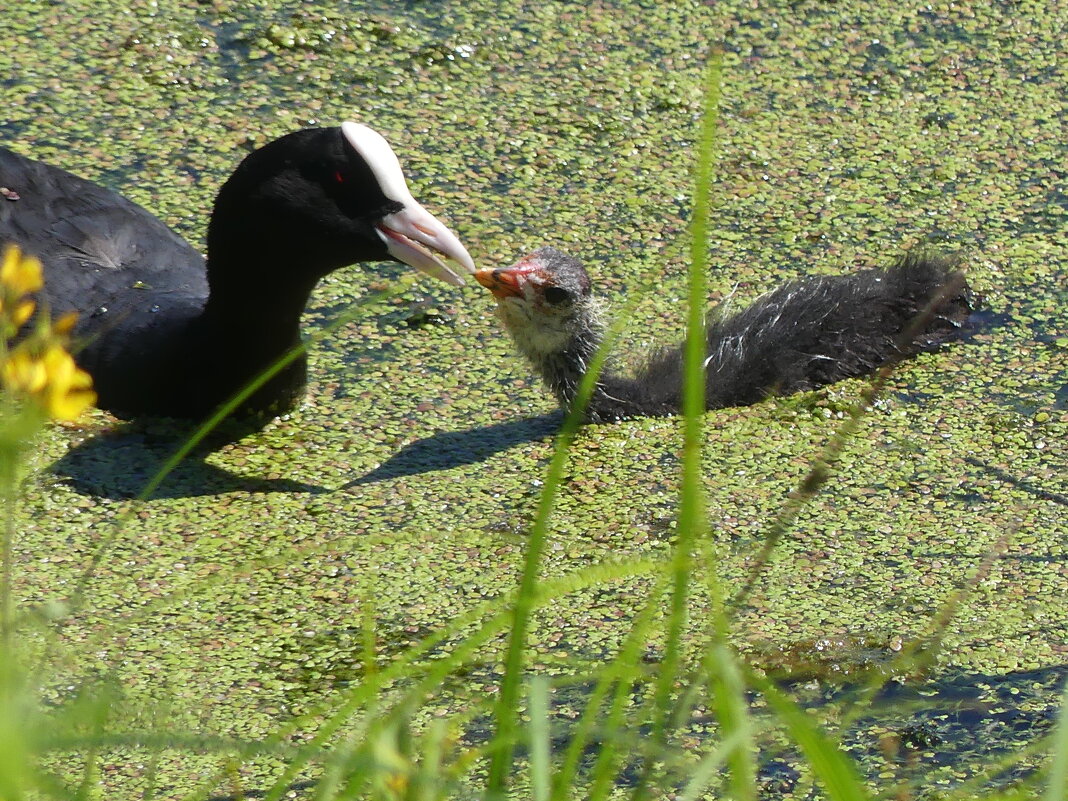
[
  {"xmin": 340, "ymin": 121, "xmax": 475, "ymax": 287},
  {"xmin": 474, "ymin": 260, "xmax": 542, "ymax": 300},
  {"xmin": 376, "ymin": 204, "xmax": 475, "ymax": 287}
]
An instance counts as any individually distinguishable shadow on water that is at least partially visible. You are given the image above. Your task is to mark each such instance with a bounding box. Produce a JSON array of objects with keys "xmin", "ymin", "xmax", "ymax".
[
  {"xmin": 751, "ymin": 663, "xmax": 1068, "ymax": 795},
  {"xmin": 966, "ymin": 456, "xmax": 1068, "ymax": 507},
  {"xmin": 859, "ymin": 665, "xmax": 1067, "ymax": 761},
  {"xmin": 50, "ymin": 424, "xmax": 328, "ymax": 499},
  {"xmin": 54, "ymin": 413, "xmax": 560, "ymax": 499},
  {"xmin": 340, "ymin": 413, "xmax": 561, "ymax": 489}
]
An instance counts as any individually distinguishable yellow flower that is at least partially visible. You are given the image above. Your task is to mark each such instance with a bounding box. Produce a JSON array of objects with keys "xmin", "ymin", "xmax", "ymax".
[
  {"xmin": 1, "ymin": 245, "xmax": 95, "ymax": 421},
  {"xmin": 36, "ymin": 345, "xmax": 97, "ymax": 421},
  {"xmin": 1, "ymin": 345, "xmax": 96, "ymax": 421},
  {"xmin": 0, "ymin": 246, "xmax": 44, "ymax": 297}
]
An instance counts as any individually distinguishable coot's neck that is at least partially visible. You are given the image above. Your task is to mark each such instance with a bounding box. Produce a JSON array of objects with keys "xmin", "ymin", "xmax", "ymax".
[
  {"xmin": 179, "ymin": 244, "xmax": 320, "ymax": 420},
  {"xmin": 200, "ymin": 252, "xmax": 319, "ymax": 357},
  {"xmin": 202, "ymin": 205, "xmax": 346, "ymax": 352}
]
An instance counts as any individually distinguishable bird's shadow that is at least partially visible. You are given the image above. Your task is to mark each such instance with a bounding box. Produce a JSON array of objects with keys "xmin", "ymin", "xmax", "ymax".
[
  {"xmin": 341, "ymin": 413, "xmax": 561, "ymax": 489},
  {"xmin": 50, "ymin": 422, "xmax": 328, "ymax": 499},
  {"xmin": 52, "ymin": 413, "xmax": 561, "ymax": 499}
]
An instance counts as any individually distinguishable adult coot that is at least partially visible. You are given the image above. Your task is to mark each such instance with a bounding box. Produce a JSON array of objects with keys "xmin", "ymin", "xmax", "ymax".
[
  {"xmin": 475, "ymin": 247, "xmax": 972, "ymax": 422},
  {"xmin": 0, "ymin": 122, "xmax": 474, "ymax": 420}
]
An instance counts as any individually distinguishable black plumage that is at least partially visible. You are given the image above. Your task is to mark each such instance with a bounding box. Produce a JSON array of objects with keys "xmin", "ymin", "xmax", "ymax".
[
  {"xmin": 476, "ymin": 247, "xmax": 973, "ymax": 422},
  {"xmin": 0, "ymin": 123, "xmax": 474, "ymax": 421}
]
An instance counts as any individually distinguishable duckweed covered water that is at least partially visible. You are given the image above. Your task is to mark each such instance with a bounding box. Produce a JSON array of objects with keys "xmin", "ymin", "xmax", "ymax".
[{"xmin": 3, "ymin": 0, "xmax": 1067, "ymax": 797}]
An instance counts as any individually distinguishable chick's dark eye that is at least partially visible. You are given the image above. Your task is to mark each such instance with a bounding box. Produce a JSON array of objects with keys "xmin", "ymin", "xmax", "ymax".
[
  {"xmin": 334, "ymin": 171, "xmax": 345, "ymax": 184},
  {"xmin": 543, "ymin": 286, "xmax": 571, "ymax": 305}
]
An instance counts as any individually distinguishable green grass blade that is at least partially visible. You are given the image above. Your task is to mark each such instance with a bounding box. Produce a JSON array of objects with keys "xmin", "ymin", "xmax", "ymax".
[
  {"xmin": 481, "ymin": 418, "xmax": 575, "ymax": 798},
  {"xmin": 415, "ymin": 718, "xmax": 453, "ymax": 801},
  {"xmin": 583, "ymin": 579, "xmax": 673, "ymax": 801},
  {"xmin": 705, "ymin": 641, "xmax": 756, "ymax": 801},
  {"xmin": 528, "ymin": 676, "xmax": 552, "ymax": 801},
  {"xmin": 1045, "ymin": 680, "xmax": 1068, "ymax": 801},
  {"xmin": 656, "ymin": 43, "xmax": 723, "ymax": 721}
]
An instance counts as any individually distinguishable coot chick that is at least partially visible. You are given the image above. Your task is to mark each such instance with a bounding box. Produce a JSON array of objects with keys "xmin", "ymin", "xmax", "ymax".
[
  {"xmin": 476, "ymin": 247, "xmax": 972, "ymax": 422},
  {"xmin": 0, "ymin": 123, "xmax": 475, "ymax": 420}
]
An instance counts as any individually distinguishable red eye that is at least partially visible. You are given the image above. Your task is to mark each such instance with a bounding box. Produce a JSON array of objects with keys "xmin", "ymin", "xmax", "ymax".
[{"xmin": 334, "ymin": 171, "xmax": 345, "ymax": 184}]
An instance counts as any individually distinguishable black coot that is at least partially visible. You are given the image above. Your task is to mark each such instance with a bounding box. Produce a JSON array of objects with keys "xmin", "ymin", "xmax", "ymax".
[{"xmin": 0, "ymin": 122, "xmax": 474, "ymax": 420}]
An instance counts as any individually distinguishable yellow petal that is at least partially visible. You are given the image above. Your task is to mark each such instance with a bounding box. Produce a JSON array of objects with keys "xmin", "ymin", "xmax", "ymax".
[
  {"xmin": 0, "ymin": 246, "xmax": 44, "ymax": 297},
  {"xmin": 12, "ymin": 299, "xmax": 36, "ymax": 327},
  {"xmin": 1, "ymin": 350, "xmax": 48, "ymax": 394},
  {"xmin": 38, "ymin": 347, "xmax": 95, "ymax": 420},
  {"xmin": 45, "ymin": 385, "xmax": 97, "ymax": 421},
  {"xmin": 0, "ymin": 246, "xmax": 18, "ymax": 282},
  {"xmin": 54, "ymin": 310, "xmax": 79, "ymax": 336},
  {"xmin": 43, "ymin": 346, "xmax": 77, "ymax": 389}
]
